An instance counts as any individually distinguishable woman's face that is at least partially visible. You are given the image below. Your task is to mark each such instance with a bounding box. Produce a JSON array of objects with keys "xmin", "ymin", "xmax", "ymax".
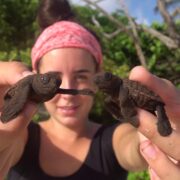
[{"xmin": 39, "ymin": 48, "xmax": 97, "ymax": 127}]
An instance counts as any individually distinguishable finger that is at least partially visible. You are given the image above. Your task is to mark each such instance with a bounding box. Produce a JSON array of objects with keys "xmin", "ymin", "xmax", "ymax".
[
  {"xmin": 138, "ymin": 109, "xmax": 180, "ymax": 160},
  {"xmin": 140, "ymin": 140, "xmax": 180, "ymax": 180}
]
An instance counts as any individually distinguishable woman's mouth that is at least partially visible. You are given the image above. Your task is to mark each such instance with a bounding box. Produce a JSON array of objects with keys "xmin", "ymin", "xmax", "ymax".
[{"xmin": 57, "ymin": 105, "xmax": 79, "ymax": 115}]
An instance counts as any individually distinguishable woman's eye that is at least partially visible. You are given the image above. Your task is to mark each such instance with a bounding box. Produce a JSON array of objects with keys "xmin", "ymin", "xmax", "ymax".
[{"xmin": 76, "ymin": 75, "xmax": 88, "ymax": 81}]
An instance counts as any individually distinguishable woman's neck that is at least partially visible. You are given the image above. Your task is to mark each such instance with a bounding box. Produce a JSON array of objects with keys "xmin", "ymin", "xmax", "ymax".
[{"xmin": 40, "ymin": 118, "xmax": 94, "ymax": 143}]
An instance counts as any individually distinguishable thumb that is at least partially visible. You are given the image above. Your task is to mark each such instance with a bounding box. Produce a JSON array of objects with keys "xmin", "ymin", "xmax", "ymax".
[{"xmin": 140, "ymin": 140, "xmax": 180, "ymax": 180}]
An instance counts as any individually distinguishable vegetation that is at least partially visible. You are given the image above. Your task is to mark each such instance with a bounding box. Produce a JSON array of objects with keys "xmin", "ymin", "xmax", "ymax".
[{"xmin": 0, "ymin": 0, "xmax": 179, "ymax": 179}]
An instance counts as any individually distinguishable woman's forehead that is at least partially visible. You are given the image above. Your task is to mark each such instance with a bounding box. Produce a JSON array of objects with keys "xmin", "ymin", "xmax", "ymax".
[{"xmin": 39, "ymin": 48, "xmax": 96, "ymax": 72}]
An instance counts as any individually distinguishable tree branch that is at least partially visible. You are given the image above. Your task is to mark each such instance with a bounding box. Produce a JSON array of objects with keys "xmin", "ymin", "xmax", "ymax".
[
  {"xmin": 171, "ymin": 7, "xmax": 180, "ymax": 17},
  {"xmin": 91, "ymin": 15, "xmax": 127, "ymax": 38},
  {"xmin": 119, "ymin": 0, "xmax": 147, "ymax": 67},
  {"xmin": 142, "ymin": 26, "xmax": 179, "ymax": 49},
  {"xmin": 84, "ymin": 0, "xmax": 148, "ymax": 67},
  {"xmin": 157, "ymin": 0, "xmax": 179, "ymax": 41},
  {"xmin": 83, "ymin": 0, "xmax": 179, "ymax": 51},
  {"xmin": 83, "ymin": 0, "xmax": 130, "ymax": 33}
]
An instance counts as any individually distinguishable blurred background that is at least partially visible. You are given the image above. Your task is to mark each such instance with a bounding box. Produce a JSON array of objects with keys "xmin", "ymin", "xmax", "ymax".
[{"xmin": 0, "ymin": 0, "xmax": 179, "ymax": 179}]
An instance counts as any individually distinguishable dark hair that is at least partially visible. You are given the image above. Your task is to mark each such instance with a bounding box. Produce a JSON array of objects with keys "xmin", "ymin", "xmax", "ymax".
[
  {"xmin": 37, "ymin": 0, "xmax": 100, "ymax": 41},
  {"xmin": 37, "ymin": 0, "xmax": 75, "ymax": 31}
]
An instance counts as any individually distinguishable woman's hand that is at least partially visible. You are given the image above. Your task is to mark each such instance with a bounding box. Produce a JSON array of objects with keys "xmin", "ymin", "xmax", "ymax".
[
  {"xmin": 129, "ymin": 66, "xmax": 180, "ymax": 160},
  {"xmin": 129, "ymin": 66, "xmax": 180, "ymax": 179},
  {"xmin": 0, "ymin": 61, "xmax": 30, "ymax": 103},
  {"xmin": 0, "ymin": 61, "xmax": 37, "ymax": 138},
  {"xmin": 0, "ymin": 61, "xmax": 38, "ymax": 177}
]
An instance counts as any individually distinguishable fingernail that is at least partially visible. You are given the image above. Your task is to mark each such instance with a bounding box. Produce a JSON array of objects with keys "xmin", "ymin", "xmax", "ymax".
[{"xmin": 141, "ymin": 140, "xmax": 157, "ymax": 160}]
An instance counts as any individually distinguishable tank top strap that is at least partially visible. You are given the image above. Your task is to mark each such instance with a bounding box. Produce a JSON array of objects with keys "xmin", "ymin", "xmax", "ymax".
[{"xmin": 13, "ymin": 122, "xmax": 40, "ymax": 171}]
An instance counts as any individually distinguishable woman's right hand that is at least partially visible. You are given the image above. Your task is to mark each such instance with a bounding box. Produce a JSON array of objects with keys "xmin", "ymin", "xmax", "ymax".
[
  {"xmin": 0, "ymin": 61, "xmax": 37, "ymax": 142},
  {"xmin": 0, "ymin": 61, "xmax": 38, "ymax": 177}
]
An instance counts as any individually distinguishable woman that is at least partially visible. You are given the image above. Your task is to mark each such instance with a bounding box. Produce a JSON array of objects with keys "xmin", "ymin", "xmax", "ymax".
[
  {"xmin": 1, "ymin": 0, "xmax": 146, "ymax": 179},
  {"xmin": 0, "ymin": 0, "xmax": 179, "ymax": 179}
]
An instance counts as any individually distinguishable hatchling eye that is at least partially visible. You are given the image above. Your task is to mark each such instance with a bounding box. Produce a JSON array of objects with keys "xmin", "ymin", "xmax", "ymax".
[
  {"xmin": 104, "ymin": 72, "xmax": 112, "ymax": 81},
  {"xmin": 40, "ymin": 75, "xmax": 50, "ymax": 84}
]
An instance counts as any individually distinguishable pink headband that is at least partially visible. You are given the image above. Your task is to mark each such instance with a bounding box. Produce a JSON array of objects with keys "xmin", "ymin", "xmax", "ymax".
[{"xmin": 31, "ymin": 21, "xmax": 103, "ymax": 70}]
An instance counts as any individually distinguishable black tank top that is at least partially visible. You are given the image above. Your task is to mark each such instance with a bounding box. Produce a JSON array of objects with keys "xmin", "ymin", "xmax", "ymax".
[{"xmin": 7, "ymin": 122, "xmax": 127, "ymax": 180}]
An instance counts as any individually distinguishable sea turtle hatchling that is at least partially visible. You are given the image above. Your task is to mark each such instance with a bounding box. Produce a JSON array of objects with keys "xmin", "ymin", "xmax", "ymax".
[
  {"xmin": 94, "ymin": 72, "xmax": 172, "ymax": 136},
  {"xmin": 1, "ymin": 72, "xmax": 94, "ymax": 123}
]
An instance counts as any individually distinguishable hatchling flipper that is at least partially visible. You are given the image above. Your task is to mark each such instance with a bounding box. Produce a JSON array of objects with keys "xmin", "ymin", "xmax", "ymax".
[
  {"xmin": 93, "ymin": 72, "xmax": 173, "ymax": 137},
  {"xmin": 1, "ymin": 85, "xmax": 31, "ymax": 123},
  {"xmin": 0, "ymin": 71, "xmax": 95, "ymax": 123},
  {"xmin": 118, "ymin": 86, "xmax": 140, "ymax": 127},
  {"xmin": 104, "ymin": 97, "xmax": 123, "ymax": 121},
  {"xmin": 156, "ymin": 105, "xmax": 172, "ymax": 136}
]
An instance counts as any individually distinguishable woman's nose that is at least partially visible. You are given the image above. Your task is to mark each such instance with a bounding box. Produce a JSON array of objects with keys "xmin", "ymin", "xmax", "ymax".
[{"xmin": 60, "ymin": 78, "xmax": 76, "ymax": 90}]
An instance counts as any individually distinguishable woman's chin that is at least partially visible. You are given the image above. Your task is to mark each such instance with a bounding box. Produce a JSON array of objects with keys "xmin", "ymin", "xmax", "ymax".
[{"xmin": 57, "ymin": 116, "xmax": 83, "ymax": 128}]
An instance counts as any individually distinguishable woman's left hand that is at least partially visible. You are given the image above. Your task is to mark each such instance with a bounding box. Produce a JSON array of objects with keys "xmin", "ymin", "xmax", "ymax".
[{"xmin": 129, "ymin": 66, "xmax": 180, "ymax": 161}]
